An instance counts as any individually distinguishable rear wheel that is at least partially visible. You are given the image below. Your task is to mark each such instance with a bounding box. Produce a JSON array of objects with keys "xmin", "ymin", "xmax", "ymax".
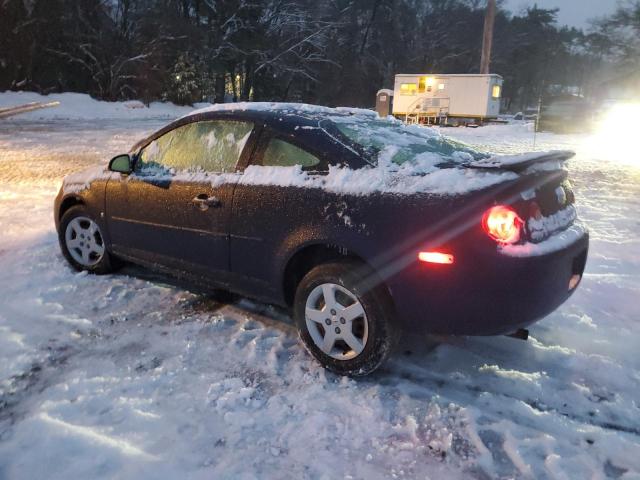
[
  {"xmin": 294, "ymin": 260, "xmax": 397, "ymax": 376},
  {"xmin": 58, "ymin": 206, "xmax": 117, "ymax": 274}
]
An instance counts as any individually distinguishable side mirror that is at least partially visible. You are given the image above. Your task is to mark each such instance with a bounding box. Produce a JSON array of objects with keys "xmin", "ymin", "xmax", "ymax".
[{"xmin": 109, "ymin": 154, "xmax": 133, "ymax": 174}]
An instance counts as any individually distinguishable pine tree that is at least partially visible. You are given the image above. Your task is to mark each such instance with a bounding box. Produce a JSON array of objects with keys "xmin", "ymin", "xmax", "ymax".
[{"xmin": 164, "ymin": 54, "xmax": 200, "ymax": 106}]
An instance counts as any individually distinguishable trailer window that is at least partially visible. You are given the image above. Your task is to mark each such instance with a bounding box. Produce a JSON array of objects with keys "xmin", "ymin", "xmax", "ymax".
[
  {"xmin": 418, "ymin": 77, "xmax": 436, "ymax": 93},
  {"xmin": 492, "ymin": 85, "xmax": 502, "ymax": 99},
  {"xmin": 400, "ymin": 83, "xmax": 417, "ymax": 95}
]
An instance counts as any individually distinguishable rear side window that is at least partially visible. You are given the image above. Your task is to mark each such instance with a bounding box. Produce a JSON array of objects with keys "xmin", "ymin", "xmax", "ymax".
[
  {"xmin": 262, "ymin": 139, "xmax": 320, "ymax": 168},
  {"xmin": 137, "ymin": 120, "xmax": 253, "ymax": 174},
  {"xmin": 328, "ymin": 116, "xmax": 485, "ymax": 166}
]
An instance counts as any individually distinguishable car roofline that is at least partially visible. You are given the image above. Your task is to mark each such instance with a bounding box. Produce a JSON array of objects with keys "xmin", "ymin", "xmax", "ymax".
[{"xmin": 129, "ymin": 106, "xmax": 374, "ymax": 167}]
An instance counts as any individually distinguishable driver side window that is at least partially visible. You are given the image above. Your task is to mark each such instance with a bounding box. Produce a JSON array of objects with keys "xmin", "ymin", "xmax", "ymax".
[{"xmin": 137, "ymin": 120, "xmax": 253, "ymax": 175}]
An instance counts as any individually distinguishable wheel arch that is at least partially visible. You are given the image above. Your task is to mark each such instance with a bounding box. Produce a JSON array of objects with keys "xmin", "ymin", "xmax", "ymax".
[
  {"xmin": 281, "ymin": 242, "xmax": 395, "ymax": 315},
  {"xmin": 58, "ymin": 195, "xmax": 85, "ymax": 221}
]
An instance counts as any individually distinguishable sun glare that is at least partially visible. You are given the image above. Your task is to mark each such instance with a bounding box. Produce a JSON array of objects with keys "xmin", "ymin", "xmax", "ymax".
[{"xmin": 590, "ymin": 103, "xmax": 640, "ymax": 166}]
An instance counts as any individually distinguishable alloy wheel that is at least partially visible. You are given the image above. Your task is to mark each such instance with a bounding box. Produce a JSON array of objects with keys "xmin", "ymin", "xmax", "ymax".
[
  {"xmin": 304, "ymin": 282, "xmax": 369, "ymax": 360},
  {"xmin": 64, "ymin": 216, "xmax": 105, "ymax": 267}
]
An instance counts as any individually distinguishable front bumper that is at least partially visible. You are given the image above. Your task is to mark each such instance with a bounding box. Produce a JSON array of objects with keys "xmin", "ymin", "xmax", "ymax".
[
  {"xmin": 389, "ymin": 224, "xmax": 589, "ymax": 335},
  {"xmin": 53, "ymin": 188, "xmax": 63, "ymax": 231}
]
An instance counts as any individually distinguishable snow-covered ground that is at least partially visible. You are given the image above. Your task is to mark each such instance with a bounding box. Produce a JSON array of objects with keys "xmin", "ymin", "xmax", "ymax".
[{"xmin": 0, "ymin": 94, "xmax": 639, "ymax": 479}]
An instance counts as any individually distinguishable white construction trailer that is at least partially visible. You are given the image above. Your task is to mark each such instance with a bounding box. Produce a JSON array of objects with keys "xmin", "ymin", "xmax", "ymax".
[{"xmin": 391, "ymin": 73, "xmax": 503, "ymax": 124}]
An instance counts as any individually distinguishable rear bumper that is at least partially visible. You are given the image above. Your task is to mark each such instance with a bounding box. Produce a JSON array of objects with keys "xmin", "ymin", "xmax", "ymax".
[{"xmin": 389, "ymin": 223, "xmax": 589, "ymax": 335}]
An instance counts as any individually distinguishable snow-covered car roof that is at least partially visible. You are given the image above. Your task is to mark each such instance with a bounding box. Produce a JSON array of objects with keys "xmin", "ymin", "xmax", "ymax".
[
  {"xmin": 180, "ymin": 101, "xmax": 378, "ymax": 121},
  {"xmin": 137, "ymin": 102, "xmax": 486, "ymax": 166}
]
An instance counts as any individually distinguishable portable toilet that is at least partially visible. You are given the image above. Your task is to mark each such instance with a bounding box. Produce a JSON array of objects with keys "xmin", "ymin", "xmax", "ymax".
[{"xmin": 376, "ymin": 89, "xmax": 394, "ymax": 117}]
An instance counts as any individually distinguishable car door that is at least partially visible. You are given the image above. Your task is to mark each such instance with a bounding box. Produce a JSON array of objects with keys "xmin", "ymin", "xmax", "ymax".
[
  {"xmin": 230, "ymin": 132, "xmax": 326, "ymax": 299},
  {"xmin": 105, "ymin": 119, "xmax": 255, "ymax": 282}
]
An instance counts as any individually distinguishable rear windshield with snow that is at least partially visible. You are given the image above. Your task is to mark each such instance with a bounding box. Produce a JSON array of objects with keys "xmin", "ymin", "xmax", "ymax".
[{"xmin": 326, "ymin": 116, "xmax": 487, "ymax": 168}]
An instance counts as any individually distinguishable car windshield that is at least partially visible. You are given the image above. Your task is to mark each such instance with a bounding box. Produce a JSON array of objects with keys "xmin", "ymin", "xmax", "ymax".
[{"xmin": 326, "ymin": 115, "xmax": 488, "ymax": 167}]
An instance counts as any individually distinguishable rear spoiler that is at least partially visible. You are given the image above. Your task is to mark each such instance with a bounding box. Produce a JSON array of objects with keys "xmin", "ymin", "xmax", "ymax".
[{"xmin": 467, "ymin": 150, "xmax": 575, "ymax": 172}]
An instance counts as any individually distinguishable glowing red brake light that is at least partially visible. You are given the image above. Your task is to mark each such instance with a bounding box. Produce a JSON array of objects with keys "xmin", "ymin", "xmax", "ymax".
[
  {"xmin": 482, "ymin": 205, "xmax": 522, "ymax": 244},
  {"xmin": 418, "ymin": 251, "xmax": 454, "ymax": 264}
]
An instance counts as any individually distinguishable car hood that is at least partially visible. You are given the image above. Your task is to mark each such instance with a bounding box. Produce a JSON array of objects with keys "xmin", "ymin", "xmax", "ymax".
[{"xmin": 61, "ymin": 164, "xmax": 111, "ymax": 195}]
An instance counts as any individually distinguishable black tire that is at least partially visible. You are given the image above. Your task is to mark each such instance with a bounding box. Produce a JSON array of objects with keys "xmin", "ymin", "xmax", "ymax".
[
  {"xmin": 294, "ymin": 260, "xmax": 398, "ymax": 376},
  {"xmin": 58, "ymin": 205, "xmax": 118, "ymax": 274}
]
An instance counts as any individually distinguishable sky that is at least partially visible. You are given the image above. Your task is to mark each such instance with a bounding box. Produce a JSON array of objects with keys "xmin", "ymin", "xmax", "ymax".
[{"xmin": 503, "ymin": 0, "xmax": 619, "ymax": 29}]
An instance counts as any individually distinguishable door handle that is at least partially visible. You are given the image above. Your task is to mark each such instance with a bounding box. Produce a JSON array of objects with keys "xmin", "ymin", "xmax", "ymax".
[{"xmin": 192, "ymin": 194, "xmax": 221, "ymax": 211}]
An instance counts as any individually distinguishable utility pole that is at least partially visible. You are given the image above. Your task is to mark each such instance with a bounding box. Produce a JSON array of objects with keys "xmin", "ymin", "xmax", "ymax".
[{"xmin": 480, "ymin": 0, "xmax": 496, "ymax": 74}]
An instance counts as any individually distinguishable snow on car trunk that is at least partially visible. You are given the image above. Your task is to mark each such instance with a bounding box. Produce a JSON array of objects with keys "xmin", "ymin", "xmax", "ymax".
[{"xmin": 1, "ymin": 98, "xmax": 639, "ymax": 479}]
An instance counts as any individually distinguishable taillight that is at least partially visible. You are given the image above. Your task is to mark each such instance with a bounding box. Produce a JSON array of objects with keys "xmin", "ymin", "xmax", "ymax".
[{"xmin": 482, "ymin": 205, "xmax": 523, "ymax": 244}]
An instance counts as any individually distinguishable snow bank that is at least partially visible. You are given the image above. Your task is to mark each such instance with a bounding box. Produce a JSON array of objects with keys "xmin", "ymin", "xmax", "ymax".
[{"xmin": 0, "ymin": 91, "xmax": 211, "ymax": 121}]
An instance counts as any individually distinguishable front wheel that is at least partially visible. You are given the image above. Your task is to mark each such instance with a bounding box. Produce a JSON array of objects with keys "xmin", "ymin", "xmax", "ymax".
[
  {"xmin": 294, "ymin": 260, "xmax": 398, "ymax": 376},
  {"xmin": 58, "ymin": 206, "xmax": 117, "ymax": 274}
]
